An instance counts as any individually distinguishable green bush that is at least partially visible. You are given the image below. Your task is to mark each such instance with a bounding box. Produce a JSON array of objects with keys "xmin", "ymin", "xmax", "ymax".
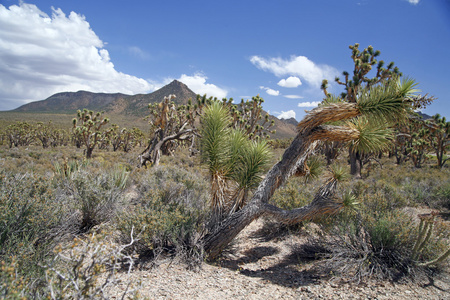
[
  {"xmin": 305, "ymin": 189, "xmax": 449, "ymax": 282},
  {"xmin": 55, "ymin": 167, "xmax": 129, "ymax": 232},
  {"xmin": 0, "ymin": 171, "xmax": 65, "ymax": 296},
  {"xmin": 118, "ymin": 165, "xmax": 209, "ymax": 267}
]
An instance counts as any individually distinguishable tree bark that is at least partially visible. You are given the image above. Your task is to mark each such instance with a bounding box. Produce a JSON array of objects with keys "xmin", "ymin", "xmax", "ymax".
[
  {"xmin": 204, "ymin": 124, "xmax": 359, "ymax": 259},
  {"xmin": 139, "ymin": 127, "xmax": 196, "ymax": 167},
  {"xmin": 349, "ymin": 149, "xmax": 362, "ymax": 178}
]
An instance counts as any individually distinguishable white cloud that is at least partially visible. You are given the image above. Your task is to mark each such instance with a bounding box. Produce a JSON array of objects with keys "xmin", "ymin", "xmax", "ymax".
[
  {"xmin": 0, "ymin": 3, "xmax": 154, "ymax": 110},
  {"xmin": 278, "ymin": 76, "xmax": 302, "ymax": 88},
  {"xmin": 260, "ymin": 86, "xmax": 280, "ymax": 96},
  {"xmin": 284, "ymin": 95, "xmax": 304, "ymax": 99},
  {"xmin": 406, "ymin": 0, "xmax": 420, "ymax": 4},
  {"xmin": 297, "ymin": 101, "xmax": 321, "ymax": 108},
  {"xmin": 277, "ymin": 110, "xmax": 296, "ymax": 120},
  {"xmin": 250, "ymin": 55, "xmax": 339, "ymax": 87},
  {"xmin": 178, "ymin": 73, "xmax": 228, "ymax": 99},
  {"xmin": 266, "ymin": 88, "xmax": 280, "ymax": 96}
]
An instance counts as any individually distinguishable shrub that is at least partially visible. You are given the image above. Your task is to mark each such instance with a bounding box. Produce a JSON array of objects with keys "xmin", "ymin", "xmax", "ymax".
[
  {"xmin": 303, "ymin": 190, "xmax": 449, "ymax": 282},
  {"xmin": 0, "ymin": 172, "xmax": 62, "ymax": 268},
  {"xmin": 55, "ymin": 167, "xmax": 129, "ymax": 232},
  {"xmin": 118, "ymin": 165, "xmax": 209, "ymax": 268},
  {"xmin": 0, "ymin": 171, "xmax": 69, "ymax": 296},
  {"xmin": 1, "ymin": 231, "xmax": 140, "ymax": 299}
]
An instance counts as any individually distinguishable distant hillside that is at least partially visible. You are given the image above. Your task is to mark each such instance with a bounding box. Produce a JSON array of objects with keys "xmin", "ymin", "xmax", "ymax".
[
  {"xmin": 11, "ymin": 80, "xmax": 297, "ymax": 139},
  {"xmin": 119, "ymin": 80, "xmax": 198, "ymax": 116},
  {"xmin": 416, "ymin": 111, "xmax": 432, "ymax": 120},
  {"xmin": 14, "ymin": 91, "xmax": 129, "ymax": 113},
  {"xmin": 14, "ymin": 80, "xmax": 196, "ymax": 116},
  {"xmin": 280, "ymin": 117, "xmax": 298, "ymax": 127}
]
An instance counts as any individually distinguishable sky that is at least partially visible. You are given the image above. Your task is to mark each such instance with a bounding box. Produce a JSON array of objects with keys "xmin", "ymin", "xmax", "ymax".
[{"xmin": 0, "ymin": 0, "xmax": 449, "ymax": 120}]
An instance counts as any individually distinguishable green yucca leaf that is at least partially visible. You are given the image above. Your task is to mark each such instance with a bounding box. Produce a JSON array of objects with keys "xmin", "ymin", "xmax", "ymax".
[
  {"xmin": 232, "ymin": 139, "xmax": 271, "ymax": 190},
  {"xmin": 357, "ymin": 77, "xmax": 418, "ymax": 123},
  {"xmin": 227, "ymin": 129, "xmax": 247, "ymax": 170},
  {"xmin": 200, "ymin": 101, "xmax": 232, "ymax": 174},
  {"xmin": 330, "ymin": 164, "xmax": 349, "ymax": 182},
  {"xmin": 341, "ymin": 190, "xmax": 359, "ymax": 208},
  {"xmin": 348, "ymin": 116, "xmax": 394, "ymax": 155},
  {"xmin": 305, "ymin": 156, "xmax": 323, "ymax": 181}
]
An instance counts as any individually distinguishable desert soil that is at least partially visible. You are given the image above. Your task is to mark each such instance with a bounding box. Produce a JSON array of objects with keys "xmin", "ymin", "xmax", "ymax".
[{"xmin": 106, "ymin": 217, "xmax": 449, "ymax": 300}]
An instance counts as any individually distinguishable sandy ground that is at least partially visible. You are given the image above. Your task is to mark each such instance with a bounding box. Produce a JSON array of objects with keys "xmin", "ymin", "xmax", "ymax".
[{"xmin": 106, "ymin": 218, "xmax": 449, "ymax": 299}]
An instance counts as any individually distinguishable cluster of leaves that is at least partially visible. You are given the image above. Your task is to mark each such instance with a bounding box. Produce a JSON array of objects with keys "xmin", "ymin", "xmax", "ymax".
[{"xmin": 200, "ymin": 101, "xmax": 272, "ymax": 216}]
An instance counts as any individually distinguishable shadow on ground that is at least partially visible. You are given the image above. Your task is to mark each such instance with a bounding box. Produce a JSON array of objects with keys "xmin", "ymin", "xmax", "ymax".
[{"xmin": 217, "ymin": 243, "xmax": 328, "ymax": 288}]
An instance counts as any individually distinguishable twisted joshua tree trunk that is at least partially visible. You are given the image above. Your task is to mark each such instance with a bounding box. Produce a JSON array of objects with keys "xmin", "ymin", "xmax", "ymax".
[
  {"xmin": 204, "ymin": 105, "xmax": 360, "ymax": 258},
  {"xmin": 204, "ymin": 77, "xmax": 417, "ymax": 259}
]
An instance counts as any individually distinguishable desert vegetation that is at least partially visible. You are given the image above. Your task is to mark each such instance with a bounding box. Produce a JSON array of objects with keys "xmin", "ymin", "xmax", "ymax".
[{"xmin": 0, "ymin": 44, "xmax": 449, "ymax": 298}]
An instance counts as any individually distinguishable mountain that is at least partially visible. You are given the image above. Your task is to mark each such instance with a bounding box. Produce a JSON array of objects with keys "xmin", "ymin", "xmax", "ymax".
[
  {"xmin": 117, "ymin": 80, "xmax": 198, "ymax": 116},
  {"xmin": 14, "ymin": 80, "xmax": 197, "ymax": 116},
  {"xmin": 416, "ymin": 111, "xmax": 432, "ymax": 120},
  {"xmin": 11, "ymin": 80, "xmax": 297, "ymax": 138},
  {"xmin": 14, "ymin": 91, "xmax": 129, "ymax": 113},
  {"xmin": 280, "ymin": 117, "xmax": 298, "ymax": 127}
]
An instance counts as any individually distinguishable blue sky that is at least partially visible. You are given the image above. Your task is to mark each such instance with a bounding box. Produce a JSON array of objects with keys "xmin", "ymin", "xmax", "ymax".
[{"xmin": 0, "ymin": 0, "xmax": 449, "ymax": 120}]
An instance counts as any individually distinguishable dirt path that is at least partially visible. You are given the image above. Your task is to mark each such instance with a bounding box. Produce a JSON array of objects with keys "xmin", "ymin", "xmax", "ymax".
[{"xmin": 110, "ymin": 218, "xmax": 449, "ymax": 299}]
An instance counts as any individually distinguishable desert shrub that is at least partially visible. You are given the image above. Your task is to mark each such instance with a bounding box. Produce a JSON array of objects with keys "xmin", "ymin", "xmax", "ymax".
[
  {"xmin": 369, "ymin": 161, "xmax": 450, "ymax": 209},
  {"xmin": 304, "ymin": 191, "xmax": 449, "ymax": 282},
  {"xmin": 270, "ymin": 177, "xmax": 316, "ymax": 210},
  {"xmin": 118, "ymin": 165, "xmax": 209, "ymax": 268},
  {"xmin": 0, "ymin": 171, "xmax": 69, "ymax": 296},
  {"xmin": 430, "ymin": 182, "xmax": 450, "ymax": 209},
  {"xmin": 0, "ymin": 172, "xmax": 62, "ymax": 266},
  {"xmin": 1, "ymin": 231, "xmax": 140, "ymax": 299},
  {"xmin": 55, "ymin": 166, "xmax": 129, "ymax": 233}
]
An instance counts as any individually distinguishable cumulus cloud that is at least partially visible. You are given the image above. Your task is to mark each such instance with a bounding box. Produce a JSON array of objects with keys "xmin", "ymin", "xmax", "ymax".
[
  {"xmin": 406, "ymin": 0, "xmax": 420, "ymax": 4},
  {"xmin": 266, "ymin": 88, "xmax": 280, "ymax": 96},
  {"xmin": 297, "ymin": 101, "xmax": 321, "ymax": 108},
  {"xmin": 260, "ymin": 86, "xmax": 280, "ymax": 96},
  {"xmin": 178, "ymin": 73, "xmax": 228, "ymax": 99},
  {"xmin": 277, "ymin": 76, "xmax": 302, "ymax": 88},
  {"xmin": 0, "ymin": 3, "xmax": 154, "ymax": 110},
  {"xmin": 250, "ymin": 55, "xmax": 339, "ymax": 87},
  {"xmin": 284, "ymin": 95, "xmax": 304, "ymax": 99},
  {"xmin": 277, "ymin": 110, "xmax": 296, "ymax": 120}
]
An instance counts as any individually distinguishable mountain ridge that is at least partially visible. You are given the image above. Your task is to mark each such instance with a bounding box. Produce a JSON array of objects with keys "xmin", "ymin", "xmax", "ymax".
[{"xmin": 11, "ymin": 80, "xmax": 297, "ymax": 138}]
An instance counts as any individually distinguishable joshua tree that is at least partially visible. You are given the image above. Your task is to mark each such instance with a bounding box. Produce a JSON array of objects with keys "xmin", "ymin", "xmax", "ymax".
[
  {"xmin": 203, "ymin": 76, "xmax": 419, "ymax": 259},
  {"xmin": 5, "ymin": 121, "xmax": 34, "ymax": 148},
  {"xmin": 225, "ymin": 95, "xmax": 275, "ymax": 139},
  {"xmin": 200, "ymin": 101, "xmax": 272, "ymax": 217},
  {"xmin": 139, "ymin": 94, "xmax": 274, "ymax": 167},
  {"xmin": 321, "ymin": 43, "xmax": 401, "ymax": 177},
  {"xmin": 139, "ymin": 95, "xmax": 203, "ymax": 167},
  {"xmin": 72, "ymin": 109, "xmax": 110, "ymax": 159},
  {"xmin": 427, "ymin": 114, "xmax": 450, "ymax": 167}
]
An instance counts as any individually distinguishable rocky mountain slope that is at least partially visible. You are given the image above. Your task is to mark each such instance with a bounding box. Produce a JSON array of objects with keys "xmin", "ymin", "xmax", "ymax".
[{"xmin": 12, "ymin": 80, "xmax": 297, "ymax": 138}]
